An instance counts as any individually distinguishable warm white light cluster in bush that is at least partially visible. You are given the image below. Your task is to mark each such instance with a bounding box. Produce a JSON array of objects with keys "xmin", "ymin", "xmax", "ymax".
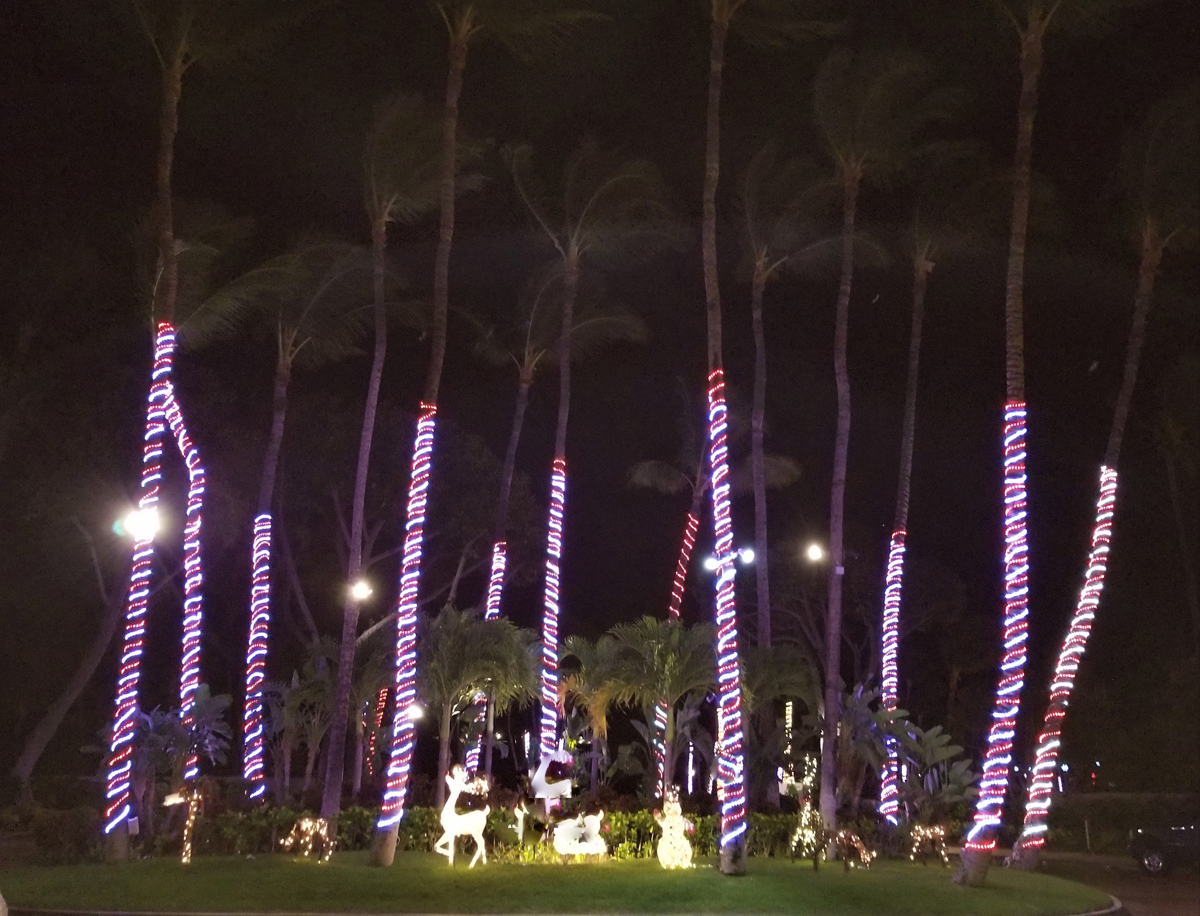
[
  {"xmin": 280, "ymin": 816, "xmax": 334, "ymax": 862},
  {"xmin": 909, "ymin": 823, "xmax": 949, "ymax": 866}
]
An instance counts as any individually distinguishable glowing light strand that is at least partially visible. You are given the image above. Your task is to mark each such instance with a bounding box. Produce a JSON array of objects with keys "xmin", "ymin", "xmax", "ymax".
[
  {"xmin": 653, "ymin": 702, "xmax": 668, "ymax": 798},
  {"xmin": 877, "ymin": 528, "xmax": 907, "ymax": 825},
  {"xmin": 104, "ymin": 323, "xmax": 175, "ymax": 834},
  {"xmin": 1017, "ymin": 466, "xmax": 1117, "ymax": 850},
  {"xmin": 539, "ymin": 459, "xmax": 568, "ymax": 757},
  {"xmin": 485, "ymin": 541, "xmax": 507, "ymax": 620},
  {"xmin": 377, "ymin": 403, "xmax": 438, "ymax": 830},
  {"xmin": 668, "ymin": 512, "xmax": 700, "ymax": 618},
  {"xmin": 241, "ymin": 513, "xmax": 273, "ymax": 796},
  {"xmin": 164, "ymin": 388, "xmax": 208, "ymax": 783},
  {"xmin": 706, "ymin": 370, "xmax": 747, "ymax": 849},
  {"xmin": 965, "ymin": 402, "xmax": 1032, "ymax": 852},
  {"xmin": 366, "ymin": 687, "xmax": 387, "ymax": 777}
]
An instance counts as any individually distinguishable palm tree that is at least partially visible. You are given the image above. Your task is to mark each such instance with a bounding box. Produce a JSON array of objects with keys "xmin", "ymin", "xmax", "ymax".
[
  {"xmin": 739, "ymin": 144, "xmax": 841, "ymax": 646},
  {"xmin": 956, "ymin": 0, "xmax": 1146, "ymax": 885},
  {"xmin": 812, "ymin": 46, "xmax": 954, "ymax": 838},
  {"xmin": 506, "ymin": 140, "xmax": 674, "ymax": 761},
  {"xmin": 177, "ymin": 236, "xmax": 375, "ymax": 800},
  {"xmin": 697, "ymin": 1, "xmax": 839, "ymax": 874},
  {"xmin": 324, "ymin": 94, "xmax": 443, "ymax": 832},
  {"xmin": 608, "ymin": 618, "xmax": 715, "ymax": 798},
  {"xmin": 1012, "ymin": 84, "xmax": 1198, "ymax": 870},
  {"xmin": 740, "ymin": 643, "xmax": 818, "ymax": 808},
  {"xmin": 415, "ymin": 606, "xmax": 534, "ymax": 806},
  {"xmin": 561, "ymin": 635, "xmax": 625, "ymax": 796}
]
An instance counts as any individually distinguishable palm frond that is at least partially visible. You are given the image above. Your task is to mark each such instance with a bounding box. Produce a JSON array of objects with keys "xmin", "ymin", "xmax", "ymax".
[
  {"xmin": 729, "ymin": 453, "xmax": 801, "ymax": 495},
  {"xmin": 732, "ymin": 0, "xmax": 846, "ymax": 50},
  {"xmin": 626, "ymin": 460, "xmax": 691, "ymax": 496},
  {"xmin": 364, "ymin": 93, "xmax": 444, "ymax": 226}
]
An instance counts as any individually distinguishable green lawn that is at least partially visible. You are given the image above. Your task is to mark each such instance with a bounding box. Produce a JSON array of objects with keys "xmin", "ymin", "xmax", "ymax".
[{"xmin": 0, "ymin": 853, "xmax": 1112, "ymax": 916}]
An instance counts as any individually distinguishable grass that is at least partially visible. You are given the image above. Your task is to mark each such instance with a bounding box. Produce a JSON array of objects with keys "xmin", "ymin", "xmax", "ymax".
[{"xmin": 0, "ymin": 853, "xmax": 1113, "ymax": 915}]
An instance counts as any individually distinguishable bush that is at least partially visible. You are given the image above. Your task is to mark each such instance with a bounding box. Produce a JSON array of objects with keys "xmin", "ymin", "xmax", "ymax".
[{"xmin": 30, "ymin": 807, "xmax": 101, "ymax": 864}]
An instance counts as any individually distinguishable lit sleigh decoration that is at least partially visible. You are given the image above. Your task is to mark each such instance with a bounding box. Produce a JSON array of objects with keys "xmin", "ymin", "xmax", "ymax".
[
  {"xmin": 654, "ymin": 785, "xmax": 694, "ymax": 869},
  {"xmin": 280, "ymin": 816, "xmax": 334, "ymax": 863}
]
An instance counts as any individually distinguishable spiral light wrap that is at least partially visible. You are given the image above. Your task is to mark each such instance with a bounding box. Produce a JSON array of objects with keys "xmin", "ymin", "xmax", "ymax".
[
  {"xmin": 877, "ymin": 528, "xmax": 907, "ymax": 824},
  {"xmin": 965, "ymin": 402, "xmax": 1032, "ymax": 851},
  {"xmin": 653, "ymin": 701, "xmax": 669, "ymax": 797},
  {"xmin": 707, "ymin": 369, "xmax": 747, "ymax": 848},
  {"xmin": 367, "ymin": 686, "xmax": 387, "ymax": 776},
  {"xmin": 104, "ymin": 323, "xmax": 176, "ymax": 833},
  {"xmin": 241, "ymin": 513, "xmax": 273, "ymax": 796},
  {"xmin": 1018, "ymin": 466, "xmax": 1117, "ymax": 849},
  {"xmin": 668, "ymin": 512, "xmax": 700, "ymax": 618},
  {"xmin": 539, "ymin": 459, "xmax": 568, "ymax": 757},
  {"xmin": 485, "ymin": 541, "xmax": 507, "ymax": 620},
  {"xmin": 377, "ymin": 403, "xmax": 437, "ymax": 829},
  {"xmin": 165, "ymin": 389, "xmax": 208, "ymax": 783}
]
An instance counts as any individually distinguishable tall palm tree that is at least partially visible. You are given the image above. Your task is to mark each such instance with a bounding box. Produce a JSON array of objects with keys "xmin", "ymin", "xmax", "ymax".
[
  {"xmin": 609, "ymin": 617, "xmax": 716, "ymax": 797},
  {"xmin": 739, "ymin": 144, "xmax": 841, "ymax": 646},
  {"xmin": 323, "ymin": 94, "xmax": 443, "ymax": 832},
  {"xmin": 561, "ymin": 634, "xmax": 625, "ymax": 796},
  {"xmin": 812, "ymin": 46, "xmax": 954, "ymax": 838},
  {"xmin": 370, "ymin": 6, "xmax": 600, "ymax": 867},
  {"xmin": 507, "ymin": 140, "xmax": 674, "ymax": 761},
  {"xmin": 698, "ymin": 0, "xmax": 839, "ymax": 874},
  {"xmin": 957, "ymin": 1, "xmax": 1158, "ymax": 885},
  {"xmin": 177, "ymin": 237, "xmax": 377, "ymax": 800},
  {"xmin": 1012, "ymin": 84, "xmax": 1198, "ymax": 870},
  {"xmin": 415, "ymin": 606, "xmax": 534, "ymax": 806}
]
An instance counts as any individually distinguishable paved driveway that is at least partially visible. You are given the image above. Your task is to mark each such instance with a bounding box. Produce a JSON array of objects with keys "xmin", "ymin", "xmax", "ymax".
[{"xmin": 1041, "ymin": 856, "xmax": 1199, "ymax": 916}]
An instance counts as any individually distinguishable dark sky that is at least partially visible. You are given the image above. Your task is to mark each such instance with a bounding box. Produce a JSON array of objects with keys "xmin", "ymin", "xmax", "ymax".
[{"xmin": 1, "ymin": 0, "xmax": 1197, "ymax": 791}]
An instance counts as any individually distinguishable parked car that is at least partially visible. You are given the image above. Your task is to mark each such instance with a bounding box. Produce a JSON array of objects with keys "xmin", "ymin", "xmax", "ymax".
[{"xmin": 1128, "ymin": 821, "xmax": 1199, "ymax": 875}]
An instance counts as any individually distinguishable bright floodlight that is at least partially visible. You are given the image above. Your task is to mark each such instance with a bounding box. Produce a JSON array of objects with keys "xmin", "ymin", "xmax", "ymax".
[
  {"xmin": 738, "ymin": 547, "xmax": 755, "ymax": 564},
  {"xmin": 806, "ymin": 543, "xmax": 825, "ymax": 562},
  {"xmin": 350, "ymin": 580, "xmax": 373, "ymax": 601},
  {"xmin": 405, "ymin": 703, "xmax": 424, "ymax": 721},
  {"xmin": 124, "ymin": 507, "xmax": 160, "ymax": 542},
  {"xmin": 702, "ymin": 556, "xmax": 719, "ymax": 571}
]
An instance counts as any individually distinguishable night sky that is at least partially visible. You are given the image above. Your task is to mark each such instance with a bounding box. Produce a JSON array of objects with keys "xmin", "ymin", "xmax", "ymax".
[{"xmin": 1, "ymin": 0, "xmax": 1197, "ymax": 795}]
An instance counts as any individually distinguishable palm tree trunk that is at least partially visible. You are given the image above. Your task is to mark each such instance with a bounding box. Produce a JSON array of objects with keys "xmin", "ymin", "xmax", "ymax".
[
  {"xmin": 878, "ymin": 255, "xmax": 930, "ymax": 823},
  {"xmin": 436, "ymin": 702, "xmax": 454, "ymax": 808},
  {"xmin": 538, "ymin": 255, "xmax": 579, "ymax": 758},
  {"xmin": 1164, "ymin": 444, "xmax": 1200, "ymax": 658},
  {"xmin": 303, "ymin": 743, "xmax": 318, "ymax": 796},
  {"xmin": 667, "ymin": 481, "xmax": 705, "ymax": 619},
  {"xmin": 371, "ymin": 35, "xmax": 466, "ymax": 867},
  {"xmin": 153, "ymin": 53, "xmax": 183, "ymax": 324},
  {"xmin": 497, "ymin": 370, "xmax": 533, "ymax": 542},
  {"xmin": 483, "ymin": 693, "xmax": 497, "ymax": 777},
  {"xmin": 322, "ymin": 218, "xmax": 388, "ymax": 823},
  {"xmin": 12, "ymin": 590, "xmax": 124, "ymax": 803},
  {"xmin": 820, "ymin": 168, "xmax": 860, "ymax": 838},
  {"xmin": 352, "ymin": 713, "xmax": 365, "ymax": 800},
  {"xmin": 703, "ymin": 8, "xmax": 746, "ymax": 875},
  {"xmin": 281, "ymin": 735, "xmax": 293, "ymax": 804},
  {"xmin": 242, "ymin": 358, "xmax": 292, "ymax": 798},
  {"xmin": 957, "ymin": 17, "xmax": 1046, "ymax": 888},
  {"xmin": 750, "ymin": 261, "xmax": 771, "ymax": 646}
]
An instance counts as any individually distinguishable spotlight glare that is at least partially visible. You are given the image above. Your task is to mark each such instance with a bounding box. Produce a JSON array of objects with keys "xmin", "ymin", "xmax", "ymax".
[
  {"xmin": 738, "ymin": 547, "xmax": 755, "ymax": 564},
  {"xmin": 702, "ymin": 556, "xmax": 719, "ymax": 571},
  {"xmin": 350, "ymin": 580, "xmax": 373, "ymax": 601},
  {"xmin": 805, "ymin": 543, "xmax": 824, "ymax": 562},
  {"xmin": 124, "ymin": 507, "xmax": 161, "ymax": 542}
]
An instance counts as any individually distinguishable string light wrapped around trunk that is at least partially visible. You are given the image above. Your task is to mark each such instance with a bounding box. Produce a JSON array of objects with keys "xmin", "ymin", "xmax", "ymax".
[
  {"xmin": 539, "ymin": 459, "xmax": 568, "ymax": 757},
  {"xmin": 668, "ymin": 512, "xmax": 700, "ymax": 617},
  {"xmin": 104, "ymin": 323, "xmax": 176, "ymax": 834},
  {"xmin": 241, "ymin": 513, "xmax": 273, "ymax": 797},
  {"xmin": 877, "ymin": 529, "xmax": 906, "ymax": 824},
  {"xmin": 1017, "ymin": 466, "xmax": 1117, "ymax": 850},
  {"xmin": 485, "ymin": 541, "xmax": 507, "ymax": 620},
  {"xmin": 366, "ymin": 687, "xmax": 387, "ymax": 777},
  {"xmin": 964, "ymin": 402, "xmax": 1032, "ymax": 852},
  {"xmin": 377, "ymin": 403, "xmax": 438, "ymax": 830},
  {"xmin": 706, "ymin": 369, "xmax": 747, "ymax": 851},
  {"xmin": 164, "ymin": 387, "xmax": 208, "ymax": 783}
]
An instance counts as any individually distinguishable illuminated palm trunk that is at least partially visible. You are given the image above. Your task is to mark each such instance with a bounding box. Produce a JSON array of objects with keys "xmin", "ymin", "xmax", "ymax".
[
  {"xmin": 376, "ymin": 403, "xmax": 438, "ymax": 830},
  {"xmin": 962, "ymin": 402, "xmax": 1031, "ymax": 855},
  {"xmin": 707, "ymin": 369, "xmax": 748, "ymax": 855},
  {"xmin": 877, "ymin": 257, "xmax": 929, "ymax": 824}
]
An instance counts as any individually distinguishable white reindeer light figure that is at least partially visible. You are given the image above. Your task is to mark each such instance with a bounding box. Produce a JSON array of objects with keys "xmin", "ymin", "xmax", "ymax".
[{"xmin": 434, "ymin": 765, "xmax": 490, "ymax": 867}]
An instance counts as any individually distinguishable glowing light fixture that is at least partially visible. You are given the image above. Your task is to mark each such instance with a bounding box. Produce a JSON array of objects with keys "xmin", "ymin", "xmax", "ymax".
[
  {"xmin": 350, "ymin": 579, "xmax": 373, "ymax": 602},
  {"xmin": 806, "ymin": 543, "xmax": 825, "ymax": 562},
  {"xmin": 738, "ymin": 547, "xmax": 755, "ymax": 564},
  {"xmin": 377, "ymin": 403, "xmax": 437, "ymax": 831},
  {"xmin": 123, "ymin": 507, "xmax": 161, "ymax": 543},
  {"xmin": 964, "ymin": 402, "xmax": 1033, "ymax": 853}
]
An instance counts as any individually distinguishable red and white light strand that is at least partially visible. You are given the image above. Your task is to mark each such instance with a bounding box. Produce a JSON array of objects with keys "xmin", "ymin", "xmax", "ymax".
[
  {"xmin": 104, "ymin": 323, "xmax": 175, "ymax": 834},
  {"xmin": 366, "ymin": 687, "xmax": 387, "ymax": 777},
  {"xmin": 1018, "ymin": 465, "xmax": 1117, "ymax": 849},
  {"xmin": 965, "ymin": 402, "xmax": 1032, "ymax": 852},
  {"xmin": 653, "ymin": 702, "xmax": 668, "ymax": 798},
  {"xmin": 668, "ymin": 511, "xmax": 700, "ymax": 619},
  {"xmin": 707, "ymin": 369, "xmax": 747, "ymax": 849},
  {"xmin": 377, "ymin": 403, "xmax": 438, "ymax": 830},
  {"xmin": 539, "ymin": 458, "xmax": 568, "ymax": 758},
  {"xmin": 241, "ymin": 513, "xmax": 273, "ymax": 797},
  {"xmin": 877, "ymin": 528, "xmax": 907, "ymax": 824},
  {"xmin": 165, "ymin": 388, "xmax": 208, "ymax": 783},
  {"xmin": 484, "ymin": 540, "xmax": 507, "ymax": 621}
]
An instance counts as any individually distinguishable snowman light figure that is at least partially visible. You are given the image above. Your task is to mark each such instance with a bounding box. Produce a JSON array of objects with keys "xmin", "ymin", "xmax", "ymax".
[{"xmin": 654, "ymin": 785, "xmax": 694, "ymax": 869}]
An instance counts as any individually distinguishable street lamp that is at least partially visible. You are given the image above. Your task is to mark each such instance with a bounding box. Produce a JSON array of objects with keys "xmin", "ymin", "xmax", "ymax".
[
  {"xmin": 702, "ymin": 549, "xmax": 755, "ymax": 571},
  {"xmin": 805, "ymin": 543, "xmax": 825, "ymax": 563},
  {"xmin": 350, "ymin": 579, "xmax": 373, "ymax": 601},
  {"xmin": 120, "ymin": 507, "xmax": 161, "ymax": 542}
]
